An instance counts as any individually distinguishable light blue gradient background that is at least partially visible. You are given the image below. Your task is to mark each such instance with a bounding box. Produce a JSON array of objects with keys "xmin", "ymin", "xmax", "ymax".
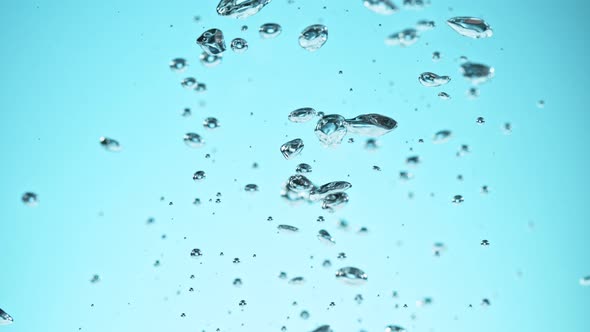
[{"xmin": 1, "ymin": 0, "xmax": 588, "ymax": 331}]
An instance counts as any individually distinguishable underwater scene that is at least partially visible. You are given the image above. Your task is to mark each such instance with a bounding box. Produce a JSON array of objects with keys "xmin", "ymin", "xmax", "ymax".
[{"xmin": 1, "ymin": 0, "xmax": 589, "ymax": 331}]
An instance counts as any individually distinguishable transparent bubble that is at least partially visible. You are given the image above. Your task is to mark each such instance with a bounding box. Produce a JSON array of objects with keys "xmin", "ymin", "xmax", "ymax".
[
  {"xmin": 181, "ymin": 77, "xmax": 197, "ymax": 89},
  {"xmin": 200, "ymin": 52, "xmax": 222, "ymax": 67},
  {"xmin": 403, "ymin": 0, "xmax": 428, "ymax": 9},
  {"xmin": 416, "ymin": 297, "xmax": 433, "ymax": 307},
  {"xmin": 183, "ymin": 133, "xmax": 205, "ymax": 148},
  {"xmin": 233, "ymin": 278, "xmax": 242, "ymax": 287},
  {"xmin": 461, "ymin": 62, "xmax": 494, "ymax": 84},
  {"xmin": 432, "ymin": 51, "xmax": 441, "ymax": 61},
  {"xmin": 216, "ymin": 0, "xmax": 271, "ymax": 19},
  {"xmin": 296, "ymin": 163, "xmax": 312, "ymax": 173},
  {"xmin": 310, "ymin": 181, "xmax": 352, "ymax": 201},
  {"xmin": 315, "ymin": 114, "xmax": 348, "ymax": 146},
  {"xmin": 345, "ymin": 113, "xmax": 398, "ymax": 137},
  {"xmin": 311, "ymin": 325, "xmax": 333, "ymax": 332},
  {"xmin": 277, "ymin": 224, "xmax": 299, "ymax": 232},
  {"xmin": 433, "ymin": 242, "xmax": 447, "ymax": 256},
  {"xmin": 289, "ymin": 276, "xmax": 305, "ymax": 285},
  {"xmin": 419, "ymin": 72, "xmax": 451, "ymax": 87},
  {"xmin": 476, "ymin": 116, "xmax": 485, "ymax": 124},
  {"xmin": 335, "ymin": 266, "xmax": 368, "ymax": 285},
  {"xmin": 203, "ymin": 117, "xmax": 220, "ymax": 129},
  {"xmin": 438, "ymin": 92, "xmax": 451, "ymax": 99},
  {"xmin": 406, "ymin": 155, "xmax": 420, "ymax": 165},
  {"xmin": 230, "ymin": 38, "xmax": 248, "ymax": 53},
  {"xmin": 0, "ymin": 308, "xmax": 14, "ymax": 325},
  {"xmin": 22, "ymin": 192, "xmax": 38, "ymax": 207},
  {"xmin": 385, "ymin": 28, "xmax": 419, "ymax": 47},
  {"xmin": 300, "ymin": 310, "xmax": 310, "ymax": 319},
  {"xmin": 244, "ymin": 184, "xmax": 259, "ymax": 192},
  {"xmin": 580, "ymin": 276, "xmax": 590, "ymax": 286},
  {"xmin": 354, "ymin": 294, "xmax": 364, "ymax": 304},
  {"xmin": 194, "ymin": 83, "xmax": 207, "ymax": 93},
  {"xmin": 385, "ymin": 325, "xmax": 407, "ymax": 332},
  {"xmin": 452, "ymin": 195, "xmax": 464, "ymax": 204},
  {"xmin": 433, "ymin": 130, "xmax": 452, "ymax": 143},
  {"xmin": 289, "ymin": 107, "xmax": 317, "ymax": 123},
  {"xmin": 193, "ymin": 171, "xmax": 206, "ymax": 181},
  {"xmin": 169, "ymin": 58, "xmax": 187, "ymax": 72},
  {"xmin": 90, "ymin": 274, "xmax": 100, "ymax": 283},
  {"xmin": 259, "ymin": 23, "xmax": 282, "ymax": 39},
  {"xmin": 196, "ymin": 28, "xmax": 226, "ymax": 55},
  {"xmin": 416, "ymin": 20, "xmax": 435, "ymax": 31},
  {"xmin": 99, "ymin": 136, "xmax": 122, "ymax": 152},
  {"xmin": 365, "ymin": 138, "xmax": 378, "ymax": 150},
  {"xmin": 280, "ymin": 138, "xmax": 305, "ymax": 159},
  {"xmin": 447, "ymin": 17, "xmax": 493, "ymax": 39},
  {"xmin": 190, "ymin": 248, "xmax": 203, "ymax": 258},
  {"xmin": 317, "ymin": 229, "xmax": 336, "ymax": 245},
  {"xmin": 299, "ymin": 24, "xmax": 329, "ymax": 52},
  {"xmin": 363, "ymin": 0, "xmax": 398, "ymax": 15}
]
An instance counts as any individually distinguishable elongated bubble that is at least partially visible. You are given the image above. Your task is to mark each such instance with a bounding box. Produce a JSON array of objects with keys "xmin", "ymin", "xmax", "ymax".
[
  {"xmin": 345, "ymin": 113, "xmax": 398, "ymax": 136},
  {"xmin": 363, "ymin": 0, "xmax": 398, "ymax": 15},
  {"xmin": 216, "ymin": 0, "xmax": 272, "ymax": 19},
  {"xmin": 447, "ymin": 17, "xmax": 493, "ymax": 38},
  {"xmin": 335, "ymin": 266, "xmax": 368, "ymax": 285}
]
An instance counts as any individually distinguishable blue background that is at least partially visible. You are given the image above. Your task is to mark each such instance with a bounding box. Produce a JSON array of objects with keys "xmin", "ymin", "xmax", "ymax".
[{"xmin": 1, "ymin": 0, "xmax": 589, "ymax": 331}]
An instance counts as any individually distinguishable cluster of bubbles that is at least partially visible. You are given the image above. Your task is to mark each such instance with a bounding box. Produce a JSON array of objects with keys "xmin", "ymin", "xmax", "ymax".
[
  {"xmin": 280, "ymin": 173, "xmax": 352, "ymax": 212},
  {"xmin": 8, "ymin": 0, "xmax": 577, "ymax": 331}
]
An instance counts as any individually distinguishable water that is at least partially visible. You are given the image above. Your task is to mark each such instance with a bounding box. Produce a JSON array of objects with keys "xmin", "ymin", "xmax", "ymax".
[{"xmin": 1, "ymin": 1, "xmax": 589, "ymax": 332}]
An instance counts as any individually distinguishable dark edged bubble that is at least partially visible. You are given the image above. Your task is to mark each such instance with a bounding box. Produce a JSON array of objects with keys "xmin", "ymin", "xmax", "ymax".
[
  {"xmin": 259, "ymin": 23, "xmax": 282, "ymax": 39},
  {"xmin": 419, "ymin": 72, "xmax": 451, "ymax": 87},
  {"xmin": 315, "ymin": 114, "xmax": 348, "ymax": 146},
  {"xmin": 277, "ymin": 224, "xmax": 299, "ymax": 233},
  {"xmin": 296, "ymin": 163, "xmax": 312, "ymax": 173},
  {"xmin": 433, "ymin": 130, "xmax": 452, "ymax": 143},
  {"xmin": 244, "ymin": 184, "xmax": 259, "ymax": 192},
  {"xmin": 181, "ymin": 77, "xmax": 197, "ymax": 89},
  {"xmin": 452, "ymin": 195, "xmax": 464, "ymax": 204},
  {"xmin": 193, "ymin": 171, "xmax": 206, "ymax": 181},
  {"xmin": 169, "ymin": 58, "xmax": 188, "ymax": 72},
  {"xmin": 280, "ymin": 138, "xmax": 305, "ymax": 159},
  {"xmin": 21, "ymin": 192, "xmax": 38, "ymax": 207},
  {"xmin": 183, "ymin": 133, "xmax": 205, "ymax": 148},
  {"xmin": 299, "ymin": 24, "xmax": 329, "ymax": 52},
  {"xmin": 345, "ymin": 113, "xmax": 398, "ymax": 137},
  {"xmin": 190, "ymin": 248, "xmax": 203, "ymax": 258},
  {"xmin": 0, "ymin": 308, "xmax": 14, "ymax": 325},
  {"xmin": 196, "ymin": 28, "xmax": 226, "ymax": 55},
  {"xmin": 203, "ymin": 117, "xmax": 220, "ymax": 129},
  {"xmin": 99, "ymin": 136, "xmax": 122, "ymax": 152},
  {"xmin": 335, "ymin": 266, "xmax": 368, "ymax": 285},
  {"xmin": 447, "ymin": 17, "xmax": 493, "ymax": 39},
  {"xmin": 230, "ymin": 38, "xmax": 248, "ymax": 53},
  {"xmin": 288, "ymin": 107, "xmax": 317, "ymax": 123}
]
